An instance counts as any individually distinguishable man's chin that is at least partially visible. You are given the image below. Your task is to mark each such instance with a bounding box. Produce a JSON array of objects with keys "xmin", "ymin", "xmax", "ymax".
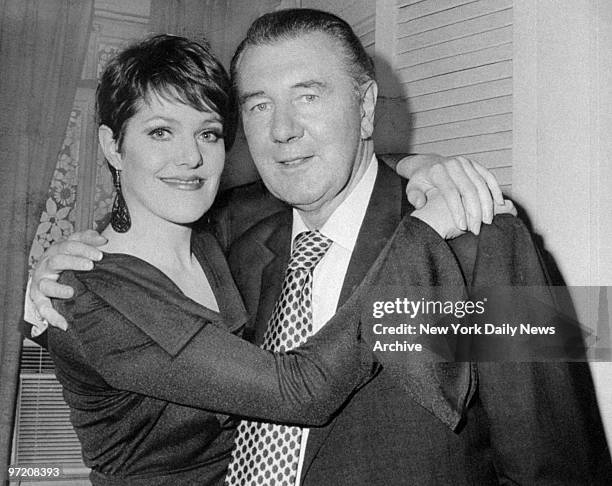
[{"xmin": 268, "ymin": 185, "xmax": 325, "ymax": 207}]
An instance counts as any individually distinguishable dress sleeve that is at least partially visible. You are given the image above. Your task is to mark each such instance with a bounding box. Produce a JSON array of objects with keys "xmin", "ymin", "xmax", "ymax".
[{"xmin": 51, "ymin": 271, "xmax": 378, "ymax": 426}]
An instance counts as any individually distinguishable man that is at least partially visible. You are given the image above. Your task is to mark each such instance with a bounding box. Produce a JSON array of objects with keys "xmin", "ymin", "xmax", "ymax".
[
  {"xmin": 26, "ymin": 8, "xmax": 610, "ymax": 486},
  {"xmin": 218, "ymin": 9, "xmax": 610, "ymax": 486}
]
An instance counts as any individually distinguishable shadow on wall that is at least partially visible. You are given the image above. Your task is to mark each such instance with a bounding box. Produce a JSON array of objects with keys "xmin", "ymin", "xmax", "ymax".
[{"xmin": 371, "ymin": 52, "xmax": 414, "ymax": 154}]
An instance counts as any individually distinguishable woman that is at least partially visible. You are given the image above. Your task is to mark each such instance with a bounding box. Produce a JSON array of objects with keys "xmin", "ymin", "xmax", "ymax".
[{"xmin": 47, "ymin": 34, "xmax": 376, "ymax": 485}]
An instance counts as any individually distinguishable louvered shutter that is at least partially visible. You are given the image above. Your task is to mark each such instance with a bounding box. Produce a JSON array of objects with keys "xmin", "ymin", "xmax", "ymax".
[{"xmin": 380, "ymin": 0, "xmax": 513, "ymax": 193}]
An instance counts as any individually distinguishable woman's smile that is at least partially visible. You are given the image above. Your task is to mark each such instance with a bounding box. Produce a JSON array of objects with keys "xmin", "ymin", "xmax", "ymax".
[{"xmin": 159, "ymin": 176, "xmax": 206, "ymax": 190}]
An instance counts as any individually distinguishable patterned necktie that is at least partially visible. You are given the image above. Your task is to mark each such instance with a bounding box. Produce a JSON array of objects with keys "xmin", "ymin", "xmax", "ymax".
[{"xmin": 225, "ymin": 230, "xmax": 333, "ymax": 486}]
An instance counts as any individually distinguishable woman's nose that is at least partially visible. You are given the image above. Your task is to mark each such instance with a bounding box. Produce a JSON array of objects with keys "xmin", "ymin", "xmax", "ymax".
[{"xmin": 179, "ymin": 138, "xmax": 203, "ymax": 168}]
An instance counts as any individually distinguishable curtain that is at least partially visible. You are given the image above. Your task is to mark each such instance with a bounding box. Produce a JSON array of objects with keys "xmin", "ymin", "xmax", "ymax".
[
  {"xmin": 148, "ymin": 0, "xmax": 283, "ymax": 67},
  {"xmin": 149, "ymin": 0, "xmax": 221, "ymax": 40},
  {"xmin": 0, "ymin": 0, "xmax": 93, "ymax": 482}
]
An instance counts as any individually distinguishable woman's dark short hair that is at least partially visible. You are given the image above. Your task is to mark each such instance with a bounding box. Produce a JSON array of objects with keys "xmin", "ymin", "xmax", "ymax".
[
  {"xmin": 230, "ymin": 8, "xmax": 375, "ymax": 88},
  {"xmin": 97, "ymin": 34, "xmax": 236, "ymax": 150}
]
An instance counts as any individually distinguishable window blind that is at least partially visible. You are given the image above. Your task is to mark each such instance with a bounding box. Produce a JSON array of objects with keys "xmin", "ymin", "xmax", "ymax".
[
  {"xmin": 14, "ymin": 374, "xmax": 86, "ymax": 467},
  {"xmin": 13, "ymin": 343, "xmax": 89, "ymax": 479}
]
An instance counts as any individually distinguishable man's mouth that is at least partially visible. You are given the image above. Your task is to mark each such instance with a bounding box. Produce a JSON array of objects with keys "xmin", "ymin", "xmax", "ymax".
[
  {"xmin": 160, "ymin": 177, "xmax": 205, "ymax": 190},
  {"xmin": 278, "ymin": 155, "xmax": 314, "ymax": 166}
]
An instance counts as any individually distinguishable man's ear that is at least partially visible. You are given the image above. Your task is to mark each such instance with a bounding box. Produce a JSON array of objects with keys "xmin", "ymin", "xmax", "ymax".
[
  {"xmin": 98, "ymin": 125, "xmax": 123, "ymax": 170},
  {"xmin": 359, "ymin": 79, "xmax": 378, "ymax": 139}
]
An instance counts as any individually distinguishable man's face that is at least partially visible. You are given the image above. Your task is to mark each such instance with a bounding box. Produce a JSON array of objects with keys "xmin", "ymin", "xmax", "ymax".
[{"xmin": 235, "ymin": 32, "xmax": 376, "ymax": 223}]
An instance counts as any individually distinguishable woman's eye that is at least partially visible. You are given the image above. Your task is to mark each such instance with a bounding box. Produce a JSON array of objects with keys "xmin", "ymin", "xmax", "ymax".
[
  {"xmin": 149, "ymin": 128, "xmax": 170, "ymax": 139},
  {"xmin": 199, "ymin": 131, "xmax": 221, "ymax": 142}
]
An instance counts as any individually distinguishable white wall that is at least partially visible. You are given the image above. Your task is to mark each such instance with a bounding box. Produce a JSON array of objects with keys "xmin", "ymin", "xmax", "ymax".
[{"xmin": 513, "ymin": 0, "xmax": 612, "ymax": 442}]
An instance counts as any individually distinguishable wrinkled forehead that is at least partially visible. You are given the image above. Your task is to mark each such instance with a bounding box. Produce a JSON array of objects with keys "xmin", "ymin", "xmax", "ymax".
[{"xmin": 235, "ymin": 32, "xmax": 350, "ymax": 91}]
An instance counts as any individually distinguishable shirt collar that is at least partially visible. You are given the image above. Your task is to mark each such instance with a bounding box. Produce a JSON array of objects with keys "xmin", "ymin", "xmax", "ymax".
[{"xmin": 292, "ymin": 154, "xmax": 378, "ymax": 251}]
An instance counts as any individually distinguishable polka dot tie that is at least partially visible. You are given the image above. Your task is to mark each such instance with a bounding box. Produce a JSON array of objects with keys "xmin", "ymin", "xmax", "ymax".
[{"xmin": 225, "ymin": 231, "xmax": 333, "ymax": 486}]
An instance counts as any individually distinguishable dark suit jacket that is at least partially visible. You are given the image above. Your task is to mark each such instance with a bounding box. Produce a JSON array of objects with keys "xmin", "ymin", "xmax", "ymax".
[{"xmin": 228, "ymin": 162, "xmax": 611, "ymax": 485}]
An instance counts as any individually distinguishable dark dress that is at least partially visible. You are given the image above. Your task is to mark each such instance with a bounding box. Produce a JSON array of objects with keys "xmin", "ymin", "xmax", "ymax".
[{"xmin": 48, "ymin": 231, "xmax": 375, "ymax": 486}]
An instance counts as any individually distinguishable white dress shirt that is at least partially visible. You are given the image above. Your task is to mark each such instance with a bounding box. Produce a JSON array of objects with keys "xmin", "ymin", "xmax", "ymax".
[{"xmin": 291, "ymin": 155, "xmax": 378, "ymax": 485}]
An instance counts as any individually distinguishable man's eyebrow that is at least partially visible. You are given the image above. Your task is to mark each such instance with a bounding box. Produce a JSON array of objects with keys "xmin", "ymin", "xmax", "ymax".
[
  {"xmin": 238, "ymin": 90, "xmax": 265, "ymax": 106},
  {"xmin": 293, "ymin": 80, "xmax": 327, "ymax": 90}
]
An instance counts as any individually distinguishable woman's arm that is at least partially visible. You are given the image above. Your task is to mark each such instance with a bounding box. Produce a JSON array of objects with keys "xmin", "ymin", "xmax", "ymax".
[{"xmin": 51, "ymin": 271, "xmax": 377, "ymax": 426}]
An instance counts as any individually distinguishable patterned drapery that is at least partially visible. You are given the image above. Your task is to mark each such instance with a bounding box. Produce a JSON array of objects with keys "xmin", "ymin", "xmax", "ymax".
[{"xmin": 0, "ymin": 1, "xmax": 94, "ymax": 482}]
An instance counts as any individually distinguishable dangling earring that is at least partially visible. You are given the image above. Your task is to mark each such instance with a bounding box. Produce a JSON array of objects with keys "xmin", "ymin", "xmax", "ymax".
[{"xmin": 110, "ymin": 166, "xmax": 131, "ymax": 233}]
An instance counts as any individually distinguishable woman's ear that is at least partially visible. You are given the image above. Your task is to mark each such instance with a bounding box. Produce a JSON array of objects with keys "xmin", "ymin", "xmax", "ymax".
[
  {"xmin": 359, "ymin": 79, "xmax": 378, "ymax": 139},
  {"xmin": 98, "ymin": 125, "xmax": 123, "ymax": 170}
]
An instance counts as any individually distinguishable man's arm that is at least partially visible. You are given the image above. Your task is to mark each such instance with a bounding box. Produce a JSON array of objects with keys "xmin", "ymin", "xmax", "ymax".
[
  {"xmin": 478, "ymin": 361, "xmax": 611, "ymax": 483},
  {"xmin": 26, "ymin": 230, "xmax": 106, "ymax": 331},
  {"xmin": 460, "ymin": 215, "xmax": 612, "ymax": 483}
]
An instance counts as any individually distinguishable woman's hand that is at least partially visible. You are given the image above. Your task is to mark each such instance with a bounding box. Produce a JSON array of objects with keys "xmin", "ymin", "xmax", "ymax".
[
  {"xmin": 396, "ymin": 154, "xmax": 504, "ymax": 235},
  {"xmin": 411, "ymin": 188, "xmax": 517, "ymax": 239}
]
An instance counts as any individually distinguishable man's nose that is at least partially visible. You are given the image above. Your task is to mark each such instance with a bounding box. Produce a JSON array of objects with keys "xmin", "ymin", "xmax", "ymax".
[
  {"xmin": 271, "ymin": 104, "xmax": 303, "ymax": 143},
  {"xmin": 178, "ymin": 137, "xmax": 203, "ymax": 168}
]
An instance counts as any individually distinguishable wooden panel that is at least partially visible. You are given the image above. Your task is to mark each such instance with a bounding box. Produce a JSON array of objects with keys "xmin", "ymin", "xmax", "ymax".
[
  {"xmin": 353, "ymin": 15, "xmax": 376, "ymax": 37},
  {"xmin": 489, "ymin": 165, "xmax": 512, "ymax": 186},
  {"xmin": 398, "ymin": 0, "xmax": 480, "ymax": 23},
  {"xmin": 453, "ymin": 148, "xmax": 512, "ymax": 169},
  {"xmin": 397, "ymin": 0, "xmax": 512, "ymax": 37},
  {"xmin": 411, "ymin": 96, "xmax": 512, "ymax": 128},
  {"xmin": 397, "ymin": 8, "xmax": 512, "ymax": 51},
  {"xmin": 410, "ymin": 131, "xmax": 512, "ymax": 155},
  {"xmin": 410, "ymin": 113, "xmax": 511, "ymax": 145},
  {"xmin": 378, "ymin": 0, "xmax": 513, "ymax": 185},
  {"xmin": 361, "ymin": 28, "xmax": 375, "ymax": 48},
  {"xmin": 397, "ymin": 0, "xmax": 425, "ymax": 6},
  {"xmin": 398, "ymin": 42, "xmax": 512, "ymax": 82},
  {"xmin": 401, "ymin": 59, "xmax": 512, "ymax": 97},
  {"xmin": 499, "ymin": 184, "xmax": 512, "ymax": 196},
  {"xmin": 398, "ymin": 25, "xmax": 512, "ymax": 65}
]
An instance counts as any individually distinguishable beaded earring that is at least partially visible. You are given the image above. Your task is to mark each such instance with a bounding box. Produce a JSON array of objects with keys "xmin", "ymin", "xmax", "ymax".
[{"xmin": 110, "ymin": 167, "xmax": 131, "ymax": 233}]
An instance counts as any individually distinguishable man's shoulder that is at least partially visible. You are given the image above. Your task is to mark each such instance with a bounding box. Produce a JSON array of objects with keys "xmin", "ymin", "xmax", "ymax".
[
  {"xmin": 451, "ymin": 213, "xmax": 535, "ymax": 259},
  {"xmin": 448, "ymin": 213, "xmax": 548, "ymax": 287}
]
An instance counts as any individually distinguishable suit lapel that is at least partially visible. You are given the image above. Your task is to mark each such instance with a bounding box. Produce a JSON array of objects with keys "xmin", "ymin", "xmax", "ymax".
[
  {"xmin": 338, "ymin": 162, "xmax": 409, "ymax": 306},
  {"xmin": 253, "ymin": 212, "xmax": 292, "ymax": 345},
  {"xmin": 303, "ymin": 162, "xmax": 409, "ymax": 474}
]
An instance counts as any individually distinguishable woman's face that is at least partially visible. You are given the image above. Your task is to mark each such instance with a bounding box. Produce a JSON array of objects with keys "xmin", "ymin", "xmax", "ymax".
[{"xmin": 108, "ymin": 94, "xmax": 225, "ymax": 227}]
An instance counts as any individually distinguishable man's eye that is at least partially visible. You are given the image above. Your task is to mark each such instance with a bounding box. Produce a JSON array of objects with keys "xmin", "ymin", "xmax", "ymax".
[
  {"xmin": 251, "ymin": 103, "xmax": 269, "ymax": 112},
  {"xmin": 302, "ymin": 94, "xmax": 317, "ymax": 102},
  {"xmin": 149, "ymin": 128, "xmax": 170, "ymax": 139}
]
